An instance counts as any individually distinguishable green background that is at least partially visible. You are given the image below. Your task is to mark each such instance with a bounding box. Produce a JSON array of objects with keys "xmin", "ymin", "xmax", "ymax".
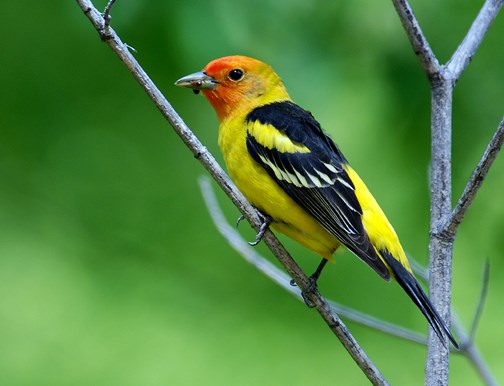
[{"xmin": 1, "ymin": 0, "xmax": 503, "ymax": 385}]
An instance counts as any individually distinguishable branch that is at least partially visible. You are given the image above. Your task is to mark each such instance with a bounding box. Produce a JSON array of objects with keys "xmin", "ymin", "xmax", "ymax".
[
  {"xmin": 76, "ymin": 0, "xmax": 389, "ymax": 384},
  {"xmin": 447, "ymin": 0, "xmax": 504, "ymax": 81},
  {"xmin": 102, "ymin": 0, "xmax": 116, "ymax": 30},
  {"xmin": 444, "ymin": 117, "xmax": 504, "ymax": 237},
  {"xmin": 390, "ymin": 0, "xmax": 440, "ymax": 78}
]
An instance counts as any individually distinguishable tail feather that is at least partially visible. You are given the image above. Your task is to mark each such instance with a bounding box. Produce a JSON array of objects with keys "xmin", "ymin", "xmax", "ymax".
[{"xmin": 381, "ymin": 250, "xmax": 459, "ymax": 349}]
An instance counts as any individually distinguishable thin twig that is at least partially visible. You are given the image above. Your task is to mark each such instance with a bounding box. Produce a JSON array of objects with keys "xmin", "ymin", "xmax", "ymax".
[
  {"xmin": 464, "ymin": 344, "xmax": 499, "ymax": 386},
  {"xmin": 102, "ymin": 0, "xmax": 116, "ymax": 30},
  {"xmin": 470, "ymin": 260, "xmax": 490, "ymax": 341},
  {"xmin": 450, "ymin": 311, "xmax": 498, "ymax": 386},
  {"xmin": 390, "ymin": 0, "xmax": 440, "ymax": 79},
  {"xmin": 76, "ymin": 1, "xmax": 389, "ymax": 384},
  {"xmin": 445, "ymin": 117, "xmax": 504, "ymax": 237},
  {"xmin": 447, "ymin": 0, "xmax": 504, "ymax": 81},
  {"xmin": 198, "ymin": 176, "xmax": 428, "ymax": 346}
]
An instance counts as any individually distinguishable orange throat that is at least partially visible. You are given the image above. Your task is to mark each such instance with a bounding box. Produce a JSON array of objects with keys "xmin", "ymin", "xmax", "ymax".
[{"xmin": 202, "ymin": 89, "xmax": 228, "ymax": 122}]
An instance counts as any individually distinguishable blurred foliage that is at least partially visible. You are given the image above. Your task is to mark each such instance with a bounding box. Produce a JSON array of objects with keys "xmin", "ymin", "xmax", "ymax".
[{"xmin": 0, "ymin": 0, "xmax": 503, "ymax": 385}]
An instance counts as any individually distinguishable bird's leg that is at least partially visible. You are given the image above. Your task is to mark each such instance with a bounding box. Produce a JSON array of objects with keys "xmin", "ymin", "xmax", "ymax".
[
  {"xmin": 310, "ymin": 257, "xmax": 329, "ymax": 284},
  {"xmin": 290, "ymin": 258, "xmax": 329, "ymax": 308},
  {"xmin": 235, "ymin": 209, "xmax": 273, "ymax": 246}
]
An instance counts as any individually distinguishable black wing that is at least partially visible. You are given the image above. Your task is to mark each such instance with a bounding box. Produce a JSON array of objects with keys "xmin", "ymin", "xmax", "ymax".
[{"xmin": 246, "ymin": 101, "xmax": 390, "ymax": 280}]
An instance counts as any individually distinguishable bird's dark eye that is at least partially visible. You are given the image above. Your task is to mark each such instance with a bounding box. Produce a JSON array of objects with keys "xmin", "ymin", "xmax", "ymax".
[{"xmin": 228, "ymin": 68, "xmax": 244, "ymax": 81}]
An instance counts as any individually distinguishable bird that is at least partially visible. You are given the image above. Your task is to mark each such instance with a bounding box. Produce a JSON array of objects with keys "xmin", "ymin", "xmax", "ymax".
[{"xmin": 175, "ymin": 55, "xmax": 458, "ymax": 348}]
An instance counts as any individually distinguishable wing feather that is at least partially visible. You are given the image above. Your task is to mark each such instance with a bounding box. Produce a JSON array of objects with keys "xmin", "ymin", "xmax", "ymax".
[{"xmin": 246, "ymin": 101, "xmax": 390, "ymax": 280}]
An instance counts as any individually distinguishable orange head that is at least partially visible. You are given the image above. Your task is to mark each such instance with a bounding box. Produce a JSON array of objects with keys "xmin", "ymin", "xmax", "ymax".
[{"xmin": 175, "ymin": 56, "xmax": 290, "ymax": 121}]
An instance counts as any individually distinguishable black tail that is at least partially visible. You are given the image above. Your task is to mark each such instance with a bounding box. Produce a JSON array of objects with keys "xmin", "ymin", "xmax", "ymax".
[{"xmin": 381, "ymin": 251, "xmax": 459, "ymax": 349}]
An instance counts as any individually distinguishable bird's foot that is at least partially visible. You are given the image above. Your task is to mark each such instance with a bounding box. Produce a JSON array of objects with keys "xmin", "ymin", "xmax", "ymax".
[
  {"xmin": 236, "ymin": 210, "xmax": 272, "ymax": 246},
  {"xmin": 290, "ymin": 259, "xmax": 329, "ymax": 308},
  {"xmin": 249, "ymin": 211, "xmax": 272, "ymax": 246},
  {"xmin": 290, "ymin": 275, "xmax": 318, "ymax": 308}
]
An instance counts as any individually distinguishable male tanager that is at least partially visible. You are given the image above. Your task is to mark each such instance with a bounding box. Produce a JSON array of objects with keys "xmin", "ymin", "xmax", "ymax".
[{"xmin": 176, "ymin": 55, "xmax": 457, "ymax": 348}]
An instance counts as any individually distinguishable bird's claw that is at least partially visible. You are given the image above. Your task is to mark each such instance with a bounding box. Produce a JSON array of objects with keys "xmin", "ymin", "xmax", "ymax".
[
  {"xmin": 290, "ymin": 276, "xmax": 318, "ymax": 308},
  {"xmin": 248, "ymin": 213, "xmax": 272, "ymax": 246},
  {"xmin": 236, "ymin": 214, "xmax": 245, "ymax": 228},
  {"xmin": 236, "ymin": 210, "xmax": 272, "ymax": 246},
  {"xmin": 290, "ymin": 259, "xmax": 328, "ymax": 307}
]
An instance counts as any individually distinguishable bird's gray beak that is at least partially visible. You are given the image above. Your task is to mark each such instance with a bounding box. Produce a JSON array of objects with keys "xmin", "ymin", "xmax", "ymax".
[{"xmin": 175, "ymin": 71, "xmax": 218, "ymax": 91}]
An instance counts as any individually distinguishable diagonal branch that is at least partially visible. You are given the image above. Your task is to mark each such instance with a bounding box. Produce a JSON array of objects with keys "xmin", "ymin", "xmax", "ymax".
[
  {"xmin": 447, "ymin": 0, "xmax": 504, "ymax": 81},
  {"xmin": 444, "ymin": 117, "xmax": 504, "ymax": 236},
  {"xmin": 76, "ymin": 0, "xmax": 389, "ymax": 384},
  {"xmin": 390, "ymin": 0, "xmax": 440, "ymax": 78}
]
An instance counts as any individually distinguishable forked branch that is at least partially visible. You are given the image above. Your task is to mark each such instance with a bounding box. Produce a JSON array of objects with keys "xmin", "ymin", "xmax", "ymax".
[{"xmin": 392, "ymin": 0, "xmax": 502, "ymax": 385}]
